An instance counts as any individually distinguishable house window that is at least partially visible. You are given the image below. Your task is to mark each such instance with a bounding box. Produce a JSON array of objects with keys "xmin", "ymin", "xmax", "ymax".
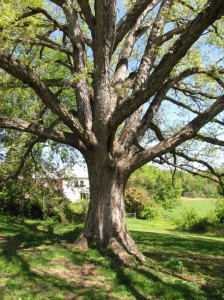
[
  {"xmin": 80, "ymin": 192, "xmax": 89, "ymax": 200},
  {"xmin": 80, "ymin": 181, "xmax": 85, "ymax": 187}
]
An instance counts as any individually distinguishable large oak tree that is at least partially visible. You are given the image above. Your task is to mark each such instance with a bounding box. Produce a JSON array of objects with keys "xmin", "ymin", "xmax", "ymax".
[{"xmin": 0, "ymin": 0, "xmax": 224, "ymax": 263}]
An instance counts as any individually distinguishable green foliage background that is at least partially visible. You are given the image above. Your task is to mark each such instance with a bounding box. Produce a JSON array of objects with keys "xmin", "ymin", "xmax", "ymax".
[{"xmin": 127, "ymin": 164, "xmax": 183, "ymax": 209}]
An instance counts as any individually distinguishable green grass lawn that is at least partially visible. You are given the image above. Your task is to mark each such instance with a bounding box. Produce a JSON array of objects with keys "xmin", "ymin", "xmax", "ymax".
[
  {"xmin": 161, "ymin": 197, "xmax": 218, "ymax": 219},
  {"xmin": 0, "ymin": 215, "xmax": 223, "ymax": 300},
  {"xmin": 126, "ymin": 197, "xmax": 220, "ymax": 236}
]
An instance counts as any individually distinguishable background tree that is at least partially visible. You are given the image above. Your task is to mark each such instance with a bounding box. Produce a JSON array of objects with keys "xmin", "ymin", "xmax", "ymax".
[
  {"xmin": 0, "ymin": 0, "xmax": 224, "ymax": 264},
  {"xmin": 180, "ymin": 172, "xmax": 220, "ymax": 198},
  {"xmin": 128, "ymin": 164, "xmax": 183, "ymax": 209}
]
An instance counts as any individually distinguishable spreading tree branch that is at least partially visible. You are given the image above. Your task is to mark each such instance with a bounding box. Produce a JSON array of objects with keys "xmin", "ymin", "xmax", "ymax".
[
  {"xmin": 134, "ymin": 0, "xmax": 173, "ymax": 89},
  {"xmin": 155, "ymin": 156, "xmax": 223, "ymax": 186},
  {"xmin": 196, "ymin": 134, "xmax": 224, "ymax": 147},
  {"xmin": 114, "ymin": 0, "xmax": 172, "ymax": 153},
  {"xmin": 30, "ymin": 36, "xmax": 73, "ymax": 56},
  {"xmin": 165, "ymin": 96, "xmax": 224, "ymax": 127},
  {"xmin": 0, "ymin": 116, "xmax": 85, "ymax": 150},
  {"xmin": 0, "ymin": 52, "xmax": 95, "ymax": 146},
  {"xmin": 128, "ymin": 94, "xmax": 224, "ymax": 171},
  {"xmin": 77, "ymin": 0, "xmax": 95, "ymax": 32},
  {"xmin": 110, "ymin": 0, "xmax": 224, "ymax": 131},
  {"xmin": 27, "ymin": 7, "xmax": 69, "ymax": 36},
  {"xmin": 62, "ymin": 1, "xmax": 93, "ymax": 131},
  {"xmin": 114, "ymin": 0, "xmax": 159, "ymax": 51},
  {"xmin": 112, "ymin": 1, "xmax": 157, "ymax": 89}
]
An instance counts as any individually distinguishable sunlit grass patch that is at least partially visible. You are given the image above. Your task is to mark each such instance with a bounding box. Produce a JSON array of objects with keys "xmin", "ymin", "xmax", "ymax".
[{"xmin": 161, "ymin": 197, "xmax": 217, "ymax": 219}]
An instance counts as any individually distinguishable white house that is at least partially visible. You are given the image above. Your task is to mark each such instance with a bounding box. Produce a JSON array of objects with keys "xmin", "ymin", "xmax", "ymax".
[{"xmin": 62, "ymin": 166, "xmax": 89, "ymax": 202}]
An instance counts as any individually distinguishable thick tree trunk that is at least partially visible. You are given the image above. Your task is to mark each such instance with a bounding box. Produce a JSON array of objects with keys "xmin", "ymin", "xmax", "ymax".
[{"xmin": 74, "ymin": 159, "xmax": 145, "ymax": 265}]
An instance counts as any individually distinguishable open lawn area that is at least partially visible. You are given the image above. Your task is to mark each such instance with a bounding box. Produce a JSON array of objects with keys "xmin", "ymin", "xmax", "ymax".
[
  {"xmin": 126, "ymin": 197, "xmax": 222, "ymax": 236},
  {"xmin": 0, "ymin": 215, "xmax": 223, "ymax": 300},
  {"xmin": 161, "ymin": 197, "xmax": 218, "ymax": 219}
]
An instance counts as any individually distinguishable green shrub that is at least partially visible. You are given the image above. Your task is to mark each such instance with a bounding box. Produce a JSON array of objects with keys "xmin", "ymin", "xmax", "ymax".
[
  {"xmin": 176, "ymin": 208, "xmax": 199, "ymax": 231},
  {"xmin": 214, "ymin": 199, "xmax": 224, "ymax": 225},
  {"xmin": 0, "ymin": 177, "xmax": 66, "ymax": 219},
  {"xmin": 217, "ymin": 180, "xmax": 224, "ymax": 196},
  {"xmin": 191, "ymin": 217, "xmax": 212, "ymax": 233},
  {"xmin": 174, "ymin": 199, "xmax": 224, "ymax": 234},
  {"xmin": 64, "ymin": 200, "xmax": 89, "ymax": 223},
  {"xmin": 0, "ymin": 175, "xmax": 91, "ymax": 224},
  {"xmin": 138, "ymin": 205, "xmax": 158, "ymax": 220},
  {"xmin": 176, "ymin": 204, "xmax": 224, "ymax": 234},
  {"xmin": 124, "ymin": 187, "xmax": 149, "ymax": 218}
]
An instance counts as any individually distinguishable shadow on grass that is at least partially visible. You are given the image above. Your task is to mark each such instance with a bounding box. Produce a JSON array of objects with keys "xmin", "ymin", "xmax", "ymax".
[
  {"xmin": 85, "ymin": 251, "xmax": 209, "ymax": 300},
  {"xmin": 131, "ymin": 230, "xmax": 224, "ymax": 300},
  {"xmin": 0, "ymin": 218, "xmax": 111, "ymax": 299},
  {"xmin": 131, "ymin": 230, "xmax": 224, "ymax": 256},
  {"xmin": 0, "ymin": 217, "xmax": 224, "ymax": 299}
]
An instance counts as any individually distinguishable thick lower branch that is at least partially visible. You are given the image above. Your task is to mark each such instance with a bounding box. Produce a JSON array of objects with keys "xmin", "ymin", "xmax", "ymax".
[
  {"xmin": 0, "ymin": 52, "xmax": 94, "ymax": 146},
  {"xmin": 128, "ymin": 94, "xmax": 224, "ymax": 171},
  {"xmin": 0, "ymin": 116, "xmax": 85, "ymax": 150}
]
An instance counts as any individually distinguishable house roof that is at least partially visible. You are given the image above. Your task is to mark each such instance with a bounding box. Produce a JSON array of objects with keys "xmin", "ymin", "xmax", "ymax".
[{"xmin": 66, "ymin": 166, "xmax": 89, "ymax": 179}]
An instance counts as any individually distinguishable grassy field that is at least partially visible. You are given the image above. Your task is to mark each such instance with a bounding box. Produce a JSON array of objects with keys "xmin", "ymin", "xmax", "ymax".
[
  {"xmin": 0, "ymin": 214, "xmax": 223, "ymax": 300},
  {"xmin": 126, "ymin": 197, "xmax": 220, "ymax": 235},
  {"xmin": 161, "ymin": 197, "xmax": 218, "ymax": 219}
]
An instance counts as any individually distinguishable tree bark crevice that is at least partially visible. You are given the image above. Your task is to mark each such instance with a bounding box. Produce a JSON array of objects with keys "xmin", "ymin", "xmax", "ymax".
[{"xmin": 73, "ymin": 157, "xmax": 145, "ymax": 265}]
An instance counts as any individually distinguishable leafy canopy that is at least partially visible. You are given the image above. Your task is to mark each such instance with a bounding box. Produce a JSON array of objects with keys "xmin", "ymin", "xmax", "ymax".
[{"xmin": 0, "ymin": 0, "xmax": 223, "ymax": 186}]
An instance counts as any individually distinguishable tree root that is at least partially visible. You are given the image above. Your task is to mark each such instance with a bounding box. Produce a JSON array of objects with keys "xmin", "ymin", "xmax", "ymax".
[
  {"xmin": 73, "ymin": 233, "xmax": 89, "ymax": 251},
  {"xmin": 74, "ymin": 233, "xmax": 145, "ymax": 266},
  {"xmin": 108, "ymin": 237, "xmax": 145, "ymax": 266}
]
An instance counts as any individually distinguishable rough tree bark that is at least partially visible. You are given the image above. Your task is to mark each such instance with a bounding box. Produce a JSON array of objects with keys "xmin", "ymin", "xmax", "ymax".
[
  {"xmin": 75, "ymin": 154, "xmax": 144, "ymax": 264},
  {"xmin": 73, "ymin": 149, "xmax": 144, "ymax": 264},
  {"xmin": 0, "ymin": 0, "xmax": 224, "ymax": 264}
]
